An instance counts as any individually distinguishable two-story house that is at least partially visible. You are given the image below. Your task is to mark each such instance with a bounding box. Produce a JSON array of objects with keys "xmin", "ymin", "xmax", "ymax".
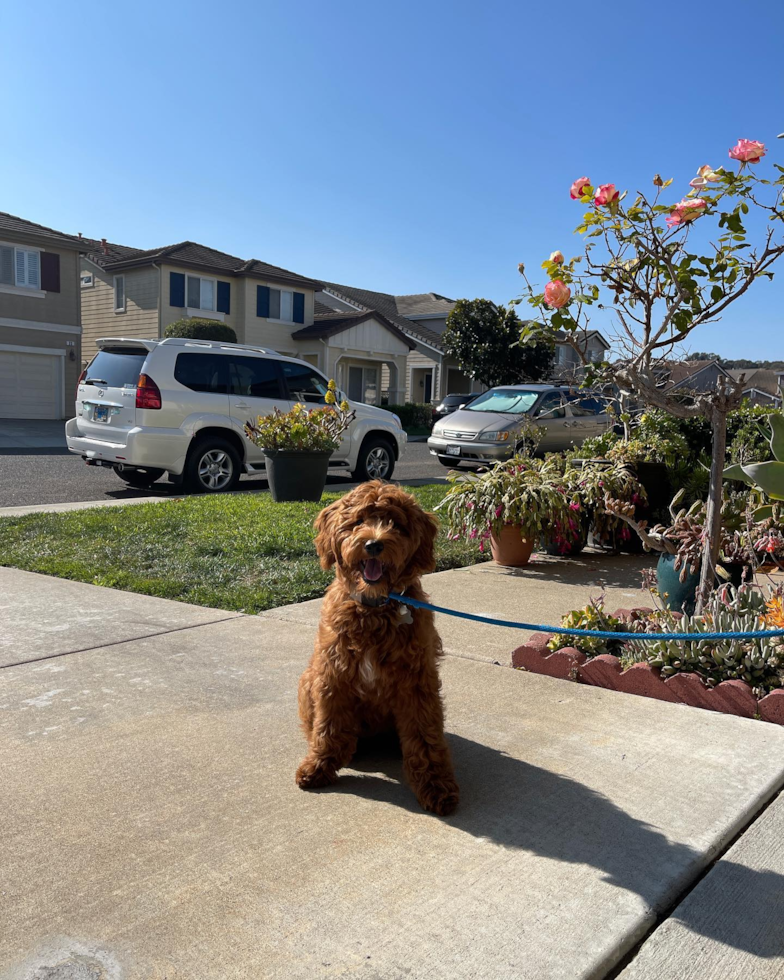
[
  {"xmin": 0, "ymin": 213, "xmax": 85, "ymax": 419},
  {"xmin": 79, "ymin": 238, "xmax": 412, "ymax": 404}
]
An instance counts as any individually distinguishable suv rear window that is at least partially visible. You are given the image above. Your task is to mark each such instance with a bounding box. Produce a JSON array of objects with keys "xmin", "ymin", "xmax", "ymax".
[
  {"xmin": 175, "ymin": 353, "xmax": 229, "ymax": 394},
  {"xmin": 228, "ymin": 356, "xmax": 284, "ymax": 399},
  {"xmin": 85, "ymin": 348, "xmax": 147, "ymax": 388}
]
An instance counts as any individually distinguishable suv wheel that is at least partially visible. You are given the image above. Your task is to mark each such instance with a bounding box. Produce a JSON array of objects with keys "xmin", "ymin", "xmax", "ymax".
[
  {"xmin": 114, "ymin": 466, "xmax": 165, "ymax": 488},
  {"xmin": 352, "ymin": 437, "xmax": 395, "ymax": 482},
  {"xmin": 185, "ymin": 438, "xmax": 241, "ymax": 493}
]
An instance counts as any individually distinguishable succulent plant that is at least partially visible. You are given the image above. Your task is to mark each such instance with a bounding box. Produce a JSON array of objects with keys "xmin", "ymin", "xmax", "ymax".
[
  {"xmin": 547, "ymin": 601, "xmax": 628, "ymax": 657},
  {"xmin": 724, "ymin": 413, "xmax": 784, "ymax": 502},
  {"xmin": 628, "ymin": 586, "xmax": 784, "ymax": 695}
]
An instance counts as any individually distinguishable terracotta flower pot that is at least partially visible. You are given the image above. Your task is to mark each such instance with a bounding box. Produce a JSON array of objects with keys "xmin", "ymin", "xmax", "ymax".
[{"xmin": 490, "ymin": 525, "xmax": 535, "ymax": 567}]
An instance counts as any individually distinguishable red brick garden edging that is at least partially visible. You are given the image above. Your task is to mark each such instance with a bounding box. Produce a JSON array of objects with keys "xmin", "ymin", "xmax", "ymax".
[{"xmin": 511, "ymin": 608, "xmax": 784, "ymax": 725}]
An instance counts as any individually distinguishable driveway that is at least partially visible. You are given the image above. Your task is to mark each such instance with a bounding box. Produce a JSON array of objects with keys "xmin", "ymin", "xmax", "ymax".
[{"xmin": 0, "ymin": 439, "xmax": 447, "ymax": 508}]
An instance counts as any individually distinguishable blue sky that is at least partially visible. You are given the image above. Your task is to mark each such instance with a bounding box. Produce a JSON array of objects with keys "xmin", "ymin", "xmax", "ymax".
[{"xmin": 2, "ymin": 0, "xmax": 783, "ymax": 358}]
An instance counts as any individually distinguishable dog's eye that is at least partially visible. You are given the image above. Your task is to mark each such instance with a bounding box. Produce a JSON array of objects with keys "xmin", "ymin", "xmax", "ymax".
[{"xmin": 393, "ymin": 522, "xmax": 408, "ymax": 535}]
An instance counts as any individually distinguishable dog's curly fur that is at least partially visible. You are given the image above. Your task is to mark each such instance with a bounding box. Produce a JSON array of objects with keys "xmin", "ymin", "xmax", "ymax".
[{"xmin": 296, "ymin": 480, "xmax": 459, "ymax": 815}]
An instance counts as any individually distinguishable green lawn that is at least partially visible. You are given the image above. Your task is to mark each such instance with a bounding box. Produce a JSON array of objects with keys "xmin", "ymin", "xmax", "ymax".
[{"xmin": 0, "ymin": 485, "xmax": 485, "ymax": 613}]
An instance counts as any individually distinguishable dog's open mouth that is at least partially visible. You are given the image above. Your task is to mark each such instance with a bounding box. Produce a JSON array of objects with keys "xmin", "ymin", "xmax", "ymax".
[{"xmin": 361, "ymin": 559, "xmax": 386, "ymax": 584}]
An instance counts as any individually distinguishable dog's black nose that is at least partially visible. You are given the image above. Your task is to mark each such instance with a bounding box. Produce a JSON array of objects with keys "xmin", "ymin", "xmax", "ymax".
[{"xmin": 364, "ymin": 539, "xmax": 384, "ymax": 556}]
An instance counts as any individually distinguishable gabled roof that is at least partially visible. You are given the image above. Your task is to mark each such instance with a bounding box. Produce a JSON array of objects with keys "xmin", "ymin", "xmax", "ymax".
[
  {"xmin": 82, "ymin": 237, "xmax": 322, "ymax": 290},
  {"xmin": 0, "ymin": 211, "xmax": 88, "ymax": 250},
  {"xmin": 553, "ymin": 328, "xmax": 610, "ymax": 349},
  {"xmin": 319, "ymin": 282, "xmax": 446, "ymax": 350},
  {"xmin": 394, "ymin": 292, "xmax": 455, "ymax": 317},
  {"xmin": 729, "ymin": 368, "xmax": 783, "ymax": 396},
  {"xmin": 292, "ymin": 308, "xmax": 415, "ymax": 349}
]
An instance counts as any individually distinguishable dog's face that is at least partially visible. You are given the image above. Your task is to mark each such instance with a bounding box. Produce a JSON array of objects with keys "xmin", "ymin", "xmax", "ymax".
[{"xmin": 314, "ymin": 481, "xmax": 438, "ymax": 600}]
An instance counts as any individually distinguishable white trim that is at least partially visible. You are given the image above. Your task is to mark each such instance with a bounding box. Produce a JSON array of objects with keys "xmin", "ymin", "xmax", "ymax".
[
  {"xmin": 0, "ymin": 343, "xmax": 66, "ymax": 418},
  {"xmin": 0, "ymin": 342, "xmax": 66, "ymax": 356},
  {"xmin": 408, "ymin": 334, "xmax": 444, "ymax": 356},
  {"xmin": 185, "ymin": 307, "xmax": 225, "ymax": 322},
  {"xmin": 82, "ymin": 255, "xmax": 108, "ymax": 273},
  {"xmin": 113, "ymin": 274, "xmax": 126, "ymax": 313},
  {"xmin": 0, "ymin": 316, "xmax": 80, "ymax": 335},
  {"xmin": 0, "ymin": 283, "xmax": 46, "ymax": 299}
]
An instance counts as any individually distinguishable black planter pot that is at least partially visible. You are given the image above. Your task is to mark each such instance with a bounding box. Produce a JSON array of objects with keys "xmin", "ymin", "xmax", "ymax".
[{"xmin": 263, "ymin": 449, "xmax": 332, "ymax": 502}]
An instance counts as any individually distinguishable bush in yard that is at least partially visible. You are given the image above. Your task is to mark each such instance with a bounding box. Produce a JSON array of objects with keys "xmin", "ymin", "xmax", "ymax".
[
  {"xmin": 385, "ymin": 403, "xmax": 434, "ymax": 430},
  {"xmin": 164, "ymin": 317, "xmax": 238, "ymax": 343}
]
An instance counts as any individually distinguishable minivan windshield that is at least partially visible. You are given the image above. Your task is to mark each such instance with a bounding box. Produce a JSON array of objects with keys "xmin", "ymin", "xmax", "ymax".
[
  {"xmin": 464, "ymin": 388, "xmax": 540, "ymax": 414},
  {"xmin": 85, "ymin": 348, "xmax": 148, "ymax": 388}
]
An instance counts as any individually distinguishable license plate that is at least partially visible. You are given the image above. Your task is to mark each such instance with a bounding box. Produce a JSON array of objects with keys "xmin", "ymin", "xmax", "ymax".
[
  {"xmin": 93, "ymin": 405, "xmax": 109, "ymax": 423},
  {"xmin": 446, "ymin": 445, "xmax": 461, "ymax": 456}
]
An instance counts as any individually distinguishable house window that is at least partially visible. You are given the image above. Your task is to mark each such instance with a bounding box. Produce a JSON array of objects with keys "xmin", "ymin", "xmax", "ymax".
[
  {"xmin": 81, "ymin": 273, "xmax": 94, "ymax": 288},
  {"xmin": 268, "ymin": 288, "xmax": 292, "ymax": 321},
  {"xmin": 187, "ymin": 275, "xmax": 215, "ymax": 312},
  {"xmin": 114, "ymin": 275, "xmax": 125, "ymax": 313},
  {"xmin": 0, "ymin": 244, "xmax": 40, "ymax": 289}
]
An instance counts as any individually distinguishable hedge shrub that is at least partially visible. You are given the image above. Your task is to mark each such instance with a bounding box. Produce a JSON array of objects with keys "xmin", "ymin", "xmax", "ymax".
[
  {"xmin": 164, "ymin": 317, "xmax": 237, "ymax": 344},
  {"xmin": 385, "ymin": 403, "xmax": 435, "ymax": 430}
]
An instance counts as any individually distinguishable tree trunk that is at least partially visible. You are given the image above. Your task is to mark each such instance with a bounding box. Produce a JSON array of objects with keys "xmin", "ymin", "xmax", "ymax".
[{"xmin": 695, "ymin": 402, "xmax": 728, "ymax": 614}]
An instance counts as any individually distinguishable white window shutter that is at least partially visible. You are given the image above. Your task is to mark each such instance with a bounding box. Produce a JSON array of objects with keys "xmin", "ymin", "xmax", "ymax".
[
  {"xmin": 26, "ymin": 250, "xmax": 40, "ymax": 288},
  {"xmin": 15, "ymin": 249, "xmax": 25, "ymax": 286}
]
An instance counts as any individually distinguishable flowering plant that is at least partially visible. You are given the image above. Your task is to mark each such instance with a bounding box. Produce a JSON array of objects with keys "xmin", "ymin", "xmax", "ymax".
[
  {"xmin": 243, "ymin": 380, "xmax": 356, "ymax": 452},
  {"xmin": 435, "ymin": 456, "xmax": 572, "ymax": 552},
  {"xmin": 516, "ymin": 134, "xmax": 784, "ymax": 611}
]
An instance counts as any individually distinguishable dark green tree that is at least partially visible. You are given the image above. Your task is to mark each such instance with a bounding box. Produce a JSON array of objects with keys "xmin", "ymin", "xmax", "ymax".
[
  {"xmin": 164, "ymin": 317, "xmax": 237, "ymax": 343},
  {"xmin": 442, "ymin": 299, "xmax": 553, "ymax": 388}
]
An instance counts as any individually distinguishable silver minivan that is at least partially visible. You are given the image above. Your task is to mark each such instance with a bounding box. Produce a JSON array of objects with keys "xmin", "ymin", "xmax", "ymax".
[
  {"xmin": 427, "ymin": 384, "xmax": 611, "ymax": 466},
  {"xmin": 66, "ymin": 337, "xmax": 406, "ymax": 492}
]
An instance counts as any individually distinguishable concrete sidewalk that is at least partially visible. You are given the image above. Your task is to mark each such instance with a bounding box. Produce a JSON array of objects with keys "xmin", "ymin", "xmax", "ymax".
[{"xmin": 2, "ymin": 566, "xmax": 784, "ymax": 979}]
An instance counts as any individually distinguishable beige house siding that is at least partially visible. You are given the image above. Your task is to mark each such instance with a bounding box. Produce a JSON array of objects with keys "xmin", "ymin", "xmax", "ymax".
[
  {"xmin": 80, "ymin": 261, "xmax": 159, "ymax": 360},
  {"xmin": 159, "ymin": 262, "xmax": 243, "ymax": 338},
  {"xmin": 0, "ymin": 322, "xmax": 80, "ymax": 418},
  {"xmin": 406, "ymin": 348, "xmax": 439, "ymax": 402},
  {"xmin": 240, "ymin": 278, "xmax": 316, "ymax": 352}
]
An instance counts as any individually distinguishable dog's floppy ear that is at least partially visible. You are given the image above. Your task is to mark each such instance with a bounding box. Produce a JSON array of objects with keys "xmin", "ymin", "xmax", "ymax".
[
  {"xmin": 407, "ymin": 507, "xmax": 439, "ymax": 578},
  {"xmin": 314, "ymin": 499, "xmax": 343, "ymax": 569}
]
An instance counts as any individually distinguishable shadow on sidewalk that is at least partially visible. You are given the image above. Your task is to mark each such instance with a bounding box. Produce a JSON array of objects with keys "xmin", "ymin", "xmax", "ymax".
[{"xmin": 327, "ymin": 732, "xmax": 784, "ymax": 959}]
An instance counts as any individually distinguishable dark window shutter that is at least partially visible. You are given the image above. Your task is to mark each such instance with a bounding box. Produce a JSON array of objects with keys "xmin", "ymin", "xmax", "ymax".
[
  {"xmin": 256, "ymin": 285, "xmax": 270, "ymax": 318},
  {"xmin": 170, "ymin": 271, "xmax": 185, "ymax": 307},
  {"xmin": 293, "ymin": 291, "xmax": 305, "ymax": 324},
  {"xmin": 217, "ymin": 280, "xmax": 231, "ymax": 314},
  {"xmin": 40, "ymin": 252, "xmax": 61, "ymax": 292}
]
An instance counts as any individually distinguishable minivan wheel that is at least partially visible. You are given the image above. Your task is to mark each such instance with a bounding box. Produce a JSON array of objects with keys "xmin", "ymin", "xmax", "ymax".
[
  {"xmin": 352, "ymin": 437, "xmax": 395, "ymax": 482},
  {"xmin": 185, "ymin": 438, "xmax": 241, "ymax": 493},
  {"xmin": 114, "ymin": 466, "xmax": 165, "ymax": 488}
]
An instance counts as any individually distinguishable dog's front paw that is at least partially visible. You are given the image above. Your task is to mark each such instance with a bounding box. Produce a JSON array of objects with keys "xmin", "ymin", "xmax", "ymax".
[
  {"xmin": 417, "ymin": 776, "xmax": 460, "ymax": 816},
  {"xmin": 295, "ymin": 757, "xmax": 338, "ymax": 789}
]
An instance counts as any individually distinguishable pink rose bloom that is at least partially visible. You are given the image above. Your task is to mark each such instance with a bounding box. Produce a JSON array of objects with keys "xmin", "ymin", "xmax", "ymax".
[
  {"xmin": 544, "ymin": 279, "xmax": 571, "ymax": 309},
  {"xmin": 729, "ymin": 139, "xmax": 766, "ymax": 164},
  {"xmin": 570, "ymin": 177, "xmax": 591, "ymax": 200},
  {"xmin": 549, "ymin": 250, "xmax": 564, "ymax": 264},
  {"xmin": 666, "ymin": 198, "xmax": 707, "ymax": 228},
  {"xmin": 594, "ymin": 183, "xmax": 620, "ymax": 207}
]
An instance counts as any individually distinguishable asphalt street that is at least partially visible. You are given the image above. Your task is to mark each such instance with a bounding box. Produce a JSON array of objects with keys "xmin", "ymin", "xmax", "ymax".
[{"xmin": 0, "ymin": 440, "xmax": 448, "ymax": 508}]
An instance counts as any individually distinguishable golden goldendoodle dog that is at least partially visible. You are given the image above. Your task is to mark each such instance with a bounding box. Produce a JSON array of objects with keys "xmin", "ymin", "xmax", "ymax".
[{"xmin": 296, "ymin": 480, "xmax": 459, "ymax": 815}]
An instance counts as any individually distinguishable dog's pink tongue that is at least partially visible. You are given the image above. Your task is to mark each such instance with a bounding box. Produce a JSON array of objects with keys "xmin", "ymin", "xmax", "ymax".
[{"xmin": 363, "ymin": 559, "xmax": 384, "ymax": 582}]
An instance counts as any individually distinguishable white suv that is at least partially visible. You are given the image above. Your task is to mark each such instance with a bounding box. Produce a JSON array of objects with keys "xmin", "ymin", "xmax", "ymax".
[{"xmin": 66, "ymin": 337, "xmax": 407, "ymax": 493}]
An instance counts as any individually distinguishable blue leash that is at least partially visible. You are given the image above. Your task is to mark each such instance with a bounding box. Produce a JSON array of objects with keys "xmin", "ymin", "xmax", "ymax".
[{"xmin": 388, "ymin": 592, "xmax": 784, "ymax": 643}]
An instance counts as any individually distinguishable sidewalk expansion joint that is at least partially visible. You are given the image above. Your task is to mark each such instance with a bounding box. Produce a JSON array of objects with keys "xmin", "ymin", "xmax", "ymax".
[
  {"xmin": 0, "ymin": 614, "xmax": 245, "ymax": 671},
  {"xmin": 605, "ymin": 781, "xmax": 784, "ymax": 979}
]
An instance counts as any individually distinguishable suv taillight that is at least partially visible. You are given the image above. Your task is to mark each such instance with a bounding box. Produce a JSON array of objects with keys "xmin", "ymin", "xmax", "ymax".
[
  {"xmin": 136, "ymin": 374, "xmax": 162, "ymax": 410},
  {"xmin": 75, "ymin": 368, "xmax": 86, "ymax": 402}
]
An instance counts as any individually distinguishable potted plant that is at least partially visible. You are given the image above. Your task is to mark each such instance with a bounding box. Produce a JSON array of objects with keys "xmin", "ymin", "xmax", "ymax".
[
  {"xmin": 565, "ymin": 460, "xmax": 648, "ymax": 553},
  {"xmin": 436, "ymin": 456, "xmax": 571, "ymax": 566},
  {"xmin": 244, "ymin": 382, "xmax": 355, "ymax": 502},
  {"xmin": 605, "ymin": 490, "xmax": 754, "ymax": 614}
]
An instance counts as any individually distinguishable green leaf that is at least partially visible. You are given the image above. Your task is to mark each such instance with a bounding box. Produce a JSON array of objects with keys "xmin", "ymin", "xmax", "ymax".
[
  {"xmin": 769, "ymin": 413, "xmax": 784, "ymax": 463},
  {"xmin": 722, "ymin": 462, "xmax": 753, "ymax": 485},
  {"xmin": 740, "ymin": 462, "xmax": 784, "ymax": 501}
]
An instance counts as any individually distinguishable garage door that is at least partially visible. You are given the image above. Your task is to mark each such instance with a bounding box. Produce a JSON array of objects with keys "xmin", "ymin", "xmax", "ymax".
[{"xmin": 0, "ymin": 350, "xmax": 62, "ymax": 419}]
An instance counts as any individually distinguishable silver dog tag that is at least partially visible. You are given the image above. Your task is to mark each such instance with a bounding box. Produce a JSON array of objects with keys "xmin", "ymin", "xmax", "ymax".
[{"xmin": 398, "ymin": 604, "xmax": 414, "ymax": 625}]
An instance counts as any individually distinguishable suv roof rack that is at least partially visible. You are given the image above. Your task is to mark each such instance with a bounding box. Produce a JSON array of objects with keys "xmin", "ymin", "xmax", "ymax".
[{"xmin": 157, "ymin": 337, "xmax": 280, "ymax": 356}]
